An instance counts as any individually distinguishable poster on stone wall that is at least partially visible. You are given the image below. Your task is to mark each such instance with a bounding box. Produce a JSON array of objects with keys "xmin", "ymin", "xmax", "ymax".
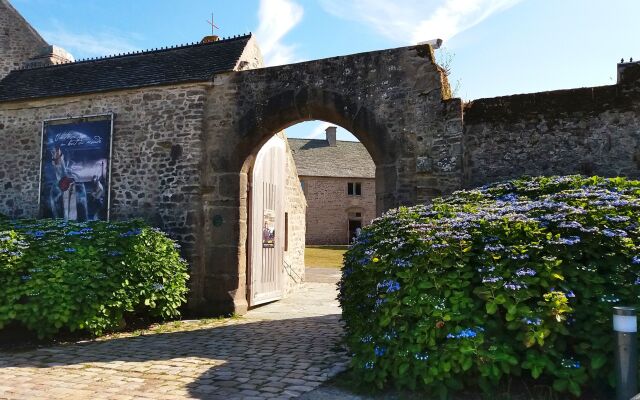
[
  {"xmin": 262, "ymin": 209, "xmax": 276, "ymax": 248},
  {"xmin": 39, "ymin": 115, "xmax": 113, "ymax": 221}
]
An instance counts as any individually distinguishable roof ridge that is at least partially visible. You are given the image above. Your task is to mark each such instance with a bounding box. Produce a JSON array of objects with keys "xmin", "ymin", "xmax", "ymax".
[
  {"xmin": 14, "ymin": 33, "xmax": 252, "ymax": 72},
  {"xmin": 288, "ymin": 137, "xmax": 362, "ymax": 144}
]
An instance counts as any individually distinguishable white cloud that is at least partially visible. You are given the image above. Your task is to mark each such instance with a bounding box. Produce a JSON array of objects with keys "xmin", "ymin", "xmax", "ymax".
[
  {"xmin": 255, "ymin": 0, "xmax": 304, "ymax": 66},
  {"xmin": 319, "ymin": 0, "xmax": 520, "ymax": 44},
  {"xmin": 41, "ymin": 20, "xmax": 140, "ymax": 60}
]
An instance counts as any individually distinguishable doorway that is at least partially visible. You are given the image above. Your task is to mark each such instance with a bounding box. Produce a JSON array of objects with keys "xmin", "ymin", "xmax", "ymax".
[
  {"xmin": 248, "ymin": 135, "xmax": 286, "ymax": 306},
  {"xmin": 348, "ymin": 218, "xmax": 362, "ymax": 244}
]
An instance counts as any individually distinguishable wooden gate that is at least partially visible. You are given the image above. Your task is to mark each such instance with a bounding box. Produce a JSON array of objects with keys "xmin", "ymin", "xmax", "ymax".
[{"xmin": 248, "ymin": 136, "xmax": 286, "ymax": 306}]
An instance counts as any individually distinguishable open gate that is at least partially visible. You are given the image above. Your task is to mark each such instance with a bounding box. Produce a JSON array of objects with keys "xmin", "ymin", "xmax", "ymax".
[{"xmin": 248, "ymin": 135, "xmax": 286, "ymax": 306}]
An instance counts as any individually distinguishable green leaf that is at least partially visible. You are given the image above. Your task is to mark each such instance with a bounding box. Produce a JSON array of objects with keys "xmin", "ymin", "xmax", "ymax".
[
  {"xmin": 568, "ymin": 380, "xmax": 582, "ymax": 397},
  {"xmin": 399, "ymin": 363, "xmax": 410, "ymax": 375},
  {"xmin": 531, "ymin": 366, "xmax": 542, "ymax": 379},
  {"xmin": 552, "ymin": 379, "xmax": 568, "ymax": 392},
  {"xmin": 588, "ymin": 354, "xmax": 606, "ymax": 370},
  {"xmin": 462, "ymin": 357, "xmax": 473, "ymax": 371}
]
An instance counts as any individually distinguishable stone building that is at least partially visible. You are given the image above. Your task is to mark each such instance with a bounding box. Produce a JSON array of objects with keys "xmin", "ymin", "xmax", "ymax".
[
  {"xmin": 0, "ymin": 0, "xmax": 306, "ymax": 314},
  {"xmin": 289, "ymin": 126, "xmax": 376, "ymax": 245},
  {"xmin": 1, "ymin": 0, "xmax": 640, "ymax": 315}
]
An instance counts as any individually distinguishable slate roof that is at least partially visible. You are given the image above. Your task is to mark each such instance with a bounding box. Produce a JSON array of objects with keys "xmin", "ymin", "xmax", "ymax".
[
  {"xmin": 288, "ymin": 138, "xmax": 375, "ymax": 179},
  {"xmin": 0, "ymin": 34, "xmax": 252, "ymax": 102}
]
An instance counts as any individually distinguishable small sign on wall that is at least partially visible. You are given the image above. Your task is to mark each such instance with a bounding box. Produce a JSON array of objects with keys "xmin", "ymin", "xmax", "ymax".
[
  {"xmin": 262, "ymin": 209, "xmax": 276, "ymax": 248},
  {"xmin": 39, "ymin": 114, "xmax": 114, "ymax": 221}
]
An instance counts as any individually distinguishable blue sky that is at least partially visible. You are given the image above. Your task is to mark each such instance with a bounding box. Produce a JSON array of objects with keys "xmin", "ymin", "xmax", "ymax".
[{"xmin": 11, "ymin": 0, "xmax": 640, "ymax": 142}]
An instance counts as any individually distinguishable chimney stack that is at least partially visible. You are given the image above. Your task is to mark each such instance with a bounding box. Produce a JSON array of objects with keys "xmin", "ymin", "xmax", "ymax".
[
  {"xmin": 325, "ymin": 126, "xmax": 337, "ymax": 147},
  {"xmin": 24, "ymin": 45, "xmax": 74, "ymax": 68},
  {"xmin": 201, "ymin": 35, "xmax": 220, "ymax": 44}
]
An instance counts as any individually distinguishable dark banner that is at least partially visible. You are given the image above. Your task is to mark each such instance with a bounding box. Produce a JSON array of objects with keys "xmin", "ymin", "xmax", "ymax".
[{"xmin": 39, "ymin": 117, "xmax": 112, "ymax": 221}]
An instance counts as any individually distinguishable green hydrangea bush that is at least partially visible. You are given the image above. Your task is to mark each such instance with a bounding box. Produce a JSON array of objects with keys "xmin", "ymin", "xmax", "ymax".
[
  {"xmin": 340, "ymin": 176, "xmax": 640, "ymax": 397},
  {"xmin": 0, "ymin": 219, "xmax": 189, "ymax": 338}
]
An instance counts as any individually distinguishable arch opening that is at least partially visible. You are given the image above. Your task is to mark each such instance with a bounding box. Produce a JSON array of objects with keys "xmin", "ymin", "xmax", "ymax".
[
  {"xmin": 200, "ymin": 85, "xmax": 416, "ymax": 316},
  {"xmin": 243, "ymin": 118, "xmax": 378, "ymax": 308}
]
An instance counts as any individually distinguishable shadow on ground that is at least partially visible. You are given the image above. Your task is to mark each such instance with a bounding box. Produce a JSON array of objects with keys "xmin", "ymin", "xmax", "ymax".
[{"xmin": 0, "ymin": 314, "xmax": 348, "ymax": 399}]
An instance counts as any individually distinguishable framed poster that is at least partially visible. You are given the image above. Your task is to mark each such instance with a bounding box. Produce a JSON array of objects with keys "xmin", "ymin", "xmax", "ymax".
[
  {"xmin": 39, "ymin": 114, "xmax": 113, "ymax": 221},
  {"xmin": 262, "ymin": 209, "xmax": 276, "ymax": 248}
]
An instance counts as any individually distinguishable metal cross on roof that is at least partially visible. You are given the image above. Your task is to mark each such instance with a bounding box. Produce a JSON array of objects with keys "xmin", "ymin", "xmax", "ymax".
[{"xmin": 207, "ymin": 13, "xmax": 219, "ymax": 36}]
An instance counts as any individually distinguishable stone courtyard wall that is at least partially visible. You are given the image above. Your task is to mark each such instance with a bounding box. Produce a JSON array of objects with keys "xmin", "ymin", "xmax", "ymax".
[
  {"xmin": 0, "ymin": 83, "xmax": 207, "ymax": 284},
  {"xmin": 463, "ymin": 68, "xmax": 640, "ymax": 187},
  {"xmin": 0, "ymin": 0, "xmax": 48, "ymax": 80},
  {"xmin": 199, "ymin": 43, "xmax": 460, "ymax": 313},
  {"xmin": 282, "ymin": 135, "xmax": 306, "ymax": 294}
]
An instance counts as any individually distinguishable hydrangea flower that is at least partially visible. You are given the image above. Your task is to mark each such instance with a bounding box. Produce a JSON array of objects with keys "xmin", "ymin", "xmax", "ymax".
[
  {"xmin": 382, "ymin": 330, "xmax": 398, "ymax": 341},
  {"xmin": 484, "ymin": 244, "xmax": 505, "ymax": 252},
  {"xmin": 552, "ymin": 236, "xmax": 581, "ymax": 245},
  {"xmin": 392, "ymin": 258, "xmax": 411, "ymax": 268},
  {"xmin": 360, "ymin": 335, "xmax": 373, "ymax": 343},
  {"xmin": 561, "ymin": 358, "xmax": 581, "ymax": 369},
  {"xmin": 377, "ymin": 279, "xmax": 401, "ymax": 293},
  {"xmin": 119, "ymin": 228, "xmax": 143, "ymax": 238},
  {"xmin": 603, "ymin": 228, "xmax": 628, "ymax": 238},
  {"xmin": 447, "ymin": 327, "xmax": 482, "ymax": 339},
  {"xmin": 515, "ymin": 268, "xmax": 536, "ymax": 277},
  {"xmin": 558, "ymin": 221, "xmax": 583, "ymax": 229},
  {"xmin": 374, "ymin": 298, "xmax": 387, "ymax": 309},
  {"xmin": 523, "ymin": 317, "xmax": 542, "ymax": 326},
  {"xmin": 374, "ymin": 346, "xmax": 387, "ymax": 357},
  {"xmin": 504, "ymin": 282, "xmax": 526, "ymax": 290},
  {"xmin": 606, "ymin": 215, "xmax": 630, "ymax": 223},
  {"xmin": 152, "ymin": 283, "xmax": 165, "ymax": 291}
]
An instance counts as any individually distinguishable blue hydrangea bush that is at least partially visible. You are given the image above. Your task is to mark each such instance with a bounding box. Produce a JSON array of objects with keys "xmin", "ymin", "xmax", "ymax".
[
  {"xmin": 0, "ymin": 219, "xmax": 189, "ymax": 338},
  {"xmin": 340, "ymin": 176, "xmax": 640, "ymax": 397}
]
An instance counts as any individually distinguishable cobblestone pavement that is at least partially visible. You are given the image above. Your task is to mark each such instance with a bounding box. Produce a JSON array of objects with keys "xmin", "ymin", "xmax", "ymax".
[{"xmin": 0, "ymin": 270, "xmax": 349, "ymax": 400}]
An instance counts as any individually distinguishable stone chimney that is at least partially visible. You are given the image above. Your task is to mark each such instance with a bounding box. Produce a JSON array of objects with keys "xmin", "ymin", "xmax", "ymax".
[
  {"xmin": 201, "ymin": 35, "xmax": 220, "ymax": 44},
  {"xmin": 325, "ymin": 126, "xmax": 337, "ymax": 147},
  {"xmin": 24, "ymin": 45, "xmax": 74, "ymax": 68},
  {"xmin": 618, "ymin": 59, "xmax": 640, "ymax": 84}
]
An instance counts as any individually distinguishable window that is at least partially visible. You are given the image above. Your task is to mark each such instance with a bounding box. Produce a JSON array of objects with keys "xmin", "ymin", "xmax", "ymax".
[
  {"xmin": 348, "ymin": 182, "xmax": 362, "ymax": 196},
  {"xmin": 300, "ymin": 179, "xmax": 307, "ymax": 195}
]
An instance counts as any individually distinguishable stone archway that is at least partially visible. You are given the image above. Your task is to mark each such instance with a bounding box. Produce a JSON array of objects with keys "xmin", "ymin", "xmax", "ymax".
[{"xmin": 191, "ymin": 43, "xmax": 464, "ymax": 315}]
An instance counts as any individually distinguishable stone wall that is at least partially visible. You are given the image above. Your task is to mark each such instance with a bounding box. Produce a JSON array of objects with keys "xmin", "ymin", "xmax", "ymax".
[
  {"xmin": 301, "ymin": 176, "xmax": 376, "ymax": 245},
  {"xmin": 0, "ymin": 0, "xmax": 48, "ymax": 80},
  {"xmin": 0, "ymin": 80, "xmax": 309, "ymax": 315},
  {"xmin": 0, "ymin": 83, "xmax": 207, "ymax": 288},
  {"xmin": 235, "ymin": 36, "xmax": 264, "ymax": 71},
  {"xmin": 282, "ymin": 135, "xmax": 306, "ymax": 294},
  {"xmin": 199, "ymin": 43, "xmax": 457, "ymax": 313},
  {"xmin": 463, "ymin": 71, "xmax": 640, "ymax": 187}
]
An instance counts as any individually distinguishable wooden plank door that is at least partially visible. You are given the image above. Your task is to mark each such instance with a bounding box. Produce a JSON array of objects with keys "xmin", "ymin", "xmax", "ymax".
[{"xmin": 248, "ymin": 136, "xmax": 286, "ymax": 306}]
